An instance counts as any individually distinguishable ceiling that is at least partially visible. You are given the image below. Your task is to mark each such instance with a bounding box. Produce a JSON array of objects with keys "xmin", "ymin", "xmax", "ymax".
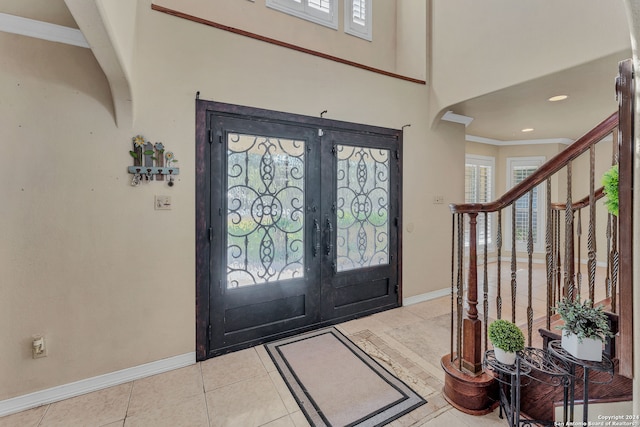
[
  {"xmin": 449, "ymin": 50, "xmax": 632, "ymax": 143},
  {"xmin": 0, "ymin": 1, "xmax": 632, "ymax": 144}
]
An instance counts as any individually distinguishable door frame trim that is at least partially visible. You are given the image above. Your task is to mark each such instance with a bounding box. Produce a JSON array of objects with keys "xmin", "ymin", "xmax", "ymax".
[{"xmin": 195, "ymin": 99, "xmax": 403, "ymax": 361}]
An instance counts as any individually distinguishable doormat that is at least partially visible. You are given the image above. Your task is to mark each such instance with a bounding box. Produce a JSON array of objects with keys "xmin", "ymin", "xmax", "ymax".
[{"xmin": 264, "ymin": 327, "xmax": 426, "ymax": 427}]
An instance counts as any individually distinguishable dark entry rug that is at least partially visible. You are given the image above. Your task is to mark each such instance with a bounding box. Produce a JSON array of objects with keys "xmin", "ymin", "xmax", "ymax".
[{"xmin": 264, "ymin": 327, "xmax": 426, "ymax": 427}]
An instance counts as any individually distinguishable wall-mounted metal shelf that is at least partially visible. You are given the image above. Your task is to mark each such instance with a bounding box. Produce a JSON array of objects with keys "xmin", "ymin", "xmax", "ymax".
[{"xmin": 127, "ymin": 166, "xmax": 180, "ymax": 176}]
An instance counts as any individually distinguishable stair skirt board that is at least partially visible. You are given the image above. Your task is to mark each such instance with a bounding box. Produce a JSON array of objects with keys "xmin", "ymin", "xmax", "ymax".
[{"xmin": 0, "ymin": 352, "xmax": 196, "ymax": 417}]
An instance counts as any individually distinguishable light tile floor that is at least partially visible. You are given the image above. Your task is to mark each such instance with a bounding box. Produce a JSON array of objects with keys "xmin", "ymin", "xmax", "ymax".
[{"xmin": 0, "ymin": 296, "xmax": 505, "ymax": 427}]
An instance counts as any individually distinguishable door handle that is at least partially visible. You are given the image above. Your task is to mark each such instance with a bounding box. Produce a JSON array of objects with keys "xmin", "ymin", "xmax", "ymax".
[
  {"xmin": 312, "ymin": 219, "xmax": 320, "ymax": 257},
  {"xmin": 325, "ymin": 218, "xmax": 333, "ymax": 256}
]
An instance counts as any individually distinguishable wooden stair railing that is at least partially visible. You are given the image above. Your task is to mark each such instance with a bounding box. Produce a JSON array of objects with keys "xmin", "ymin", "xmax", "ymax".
[{"xmin": 441, "ymin": 59, "xmax": 634, "ymax": 415}]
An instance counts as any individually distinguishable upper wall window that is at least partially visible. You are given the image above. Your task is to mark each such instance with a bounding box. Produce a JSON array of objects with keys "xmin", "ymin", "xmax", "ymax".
[
  {"xmin": 345, "ymin": 0, "xmax": 372, "ymax": 41},
  {"xmin": 267, "ymin": 0, "xmax": 338, "ymax": 29},
  {"xmin": 266, "ymin": 0, "xmax": 372, "ymax": 40}
]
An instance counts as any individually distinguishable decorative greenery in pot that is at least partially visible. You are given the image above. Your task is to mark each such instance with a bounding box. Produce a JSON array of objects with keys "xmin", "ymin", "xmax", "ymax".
[
  {"xmin": 488, "ymin": 319, "xmax": 525, "ymax": 365},
  {"xmin": 602, "ymin": 164, "xmax": 619, "ymax": 216},
  {"xmin": 555, "ymin": 297, "xmax": 613, "ymax": 361}
]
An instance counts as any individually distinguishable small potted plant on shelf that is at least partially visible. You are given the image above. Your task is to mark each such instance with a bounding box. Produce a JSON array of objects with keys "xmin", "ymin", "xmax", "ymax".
[
  {"xmin": 488, "ymin": 319, "xmax": 525, "ymax": 365},
  {"xmin": 555, "ymin": 297, "xmax": 613, "ymax": 362}
]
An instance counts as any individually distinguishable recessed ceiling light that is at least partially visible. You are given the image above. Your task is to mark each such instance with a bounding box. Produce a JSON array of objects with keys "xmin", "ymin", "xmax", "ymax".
[
  {"xmin": 521, "ymin": 128, "xmax": 534, "ymax": 133},
  {"xmin": 548, "ymin": 95, "xmax": 568, "ymax": 102}
]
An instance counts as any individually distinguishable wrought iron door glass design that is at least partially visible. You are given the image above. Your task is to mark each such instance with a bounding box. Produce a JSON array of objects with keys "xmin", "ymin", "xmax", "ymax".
[
  {"xmin": 336, "ymin": 145, "xmax": 389, "ymax": 272},
  {"xmin": 227, "ymin": 133, "xmax": 305, "ymax": 288}
]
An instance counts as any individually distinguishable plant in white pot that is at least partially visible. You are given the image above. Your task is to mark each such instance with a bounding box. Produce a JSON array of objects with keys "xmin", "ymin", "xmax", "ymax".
[
  {"xmin": 555, "ymin": 297, "xmax": 613, "ymax": 362},
  {"xmin": 488, "ymin": 319, "xmax": 525, "ymax": 365}
]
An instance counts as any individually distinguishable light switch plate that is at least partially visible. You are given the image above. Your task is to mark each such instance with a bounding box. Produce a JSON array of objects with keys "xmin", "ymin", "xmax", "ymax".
[{"xmin": 155, "ymin": 195, "xmax": 172, "ymax": 210}]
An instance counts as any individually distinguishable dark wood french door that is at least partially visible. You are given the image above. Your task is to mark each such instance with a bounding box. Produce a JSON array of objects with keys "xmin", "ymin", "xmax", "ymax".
[{"xmin": 196, "ymin": 101, "xmax": 402, "ymax": 359}]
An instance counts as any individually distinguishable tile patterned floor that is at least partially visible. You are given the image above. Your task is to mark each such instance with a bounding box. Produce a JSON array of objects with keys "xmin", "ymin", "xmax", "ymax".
[{"xmin": 0, "ymin": 296, "xmax": 505, "ymax": 427}]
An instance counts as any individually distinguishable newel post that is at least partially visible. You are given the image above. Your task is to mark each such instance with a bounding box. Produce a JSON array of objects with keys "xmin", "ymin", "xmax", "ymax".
[
  {"xmin": 463, "ymin": 213, "xmax": 483, "ymax": 373},
  {"xmin": 441, "ymin": 210, "xmax": 495, "ymax": 415}
]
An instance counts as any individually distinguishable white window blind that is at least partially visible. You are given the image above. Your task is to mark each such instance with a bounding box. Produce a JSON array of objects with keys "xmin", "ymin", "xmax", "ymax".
[
  {"xmin": 351, "ymin": 0, "xmax": 366, "ymax": 25},
  {"xmin": 465, "ymin": 155, "xmax": 494, "ymax": 249},
  {"xmin": 308, "ymin": 0, "xmax": 331, "ymax": 13},
  {"xmin": 506, "ymin": 157, "xmax": 546, "ymax": 252},
  {"xmin": 267, "ymin": 0, "xmax": 338, "ymax": 29},
  {"xmin": 344, "ymin": 0, "xmax": 372, "ymax": 40}
]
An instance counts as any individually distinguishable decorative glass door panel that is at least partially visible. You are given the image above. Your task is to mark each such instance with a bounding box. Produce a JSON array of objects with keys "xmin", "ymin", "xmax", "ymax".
[
  {"xmin": 320, "ymin": 131, "xmax": 399, "ymax": 322},
  {"xmin": 336, "ymin": 145, "xmax": 389, "ymax": 272},
  {"xmin": 226, "ymin": 133, "xmax": 306, "ymax": 288}
]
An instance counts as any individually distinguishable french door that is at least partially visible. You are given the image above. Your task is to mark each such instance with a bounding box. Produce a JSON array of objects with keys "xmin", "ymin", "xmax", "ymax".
[{"xmin": 196, "ymin": 101, "xmax": 402, "ymax": 359}]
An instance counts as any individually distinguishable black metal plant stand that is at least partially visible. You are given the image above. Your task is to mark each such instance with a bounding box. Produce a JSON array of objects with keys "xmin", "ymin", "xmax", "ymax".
[
  {"xmin": 484, "ymin": 347, "xmax": 571, "ymax": 426},
  {"xmin": 547, "ymin": 340, "xmax": 614, "ymax": 424}
]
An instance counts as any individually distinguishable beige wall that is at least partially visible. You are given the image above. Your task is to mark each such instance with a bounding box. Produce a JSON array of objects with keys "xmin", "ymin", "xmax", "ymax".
[
  {"xmin": 0, "ymin": 0, "xmax": 462, "ymax": 400},
  {"xmin": 152, "ymin": 0, "xmax": 427, "ymax": 81},
  {"xmin": 96, "ymin": 0, "xmax": 138, "ymax": 81}
]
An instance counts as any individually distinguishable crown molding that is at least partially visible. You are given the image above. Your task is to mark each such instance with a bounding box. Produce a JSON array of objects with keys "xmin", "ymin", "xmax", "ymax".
[
  {"xmin": 0, "ymin": 13, "xmax": 88, "ymax": 48},
  {"xmin": 466, "ymin": 134, "xmax": 574, "ymax": 146}
]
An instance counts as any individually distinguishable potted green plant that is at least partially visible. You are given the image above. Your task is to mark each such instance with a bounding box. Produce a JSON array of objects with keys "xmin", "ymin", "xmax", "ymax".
[
  {"xmin": 602, "ymin": 164, "xmax": 619, "ymax": 216},
  {"xmin": 488, "ymin": 319, "xmax": 525, "ymax": 365},
  {"xmin": 555, "ymin": 297, "xmax": 614, "ymax": 361}
]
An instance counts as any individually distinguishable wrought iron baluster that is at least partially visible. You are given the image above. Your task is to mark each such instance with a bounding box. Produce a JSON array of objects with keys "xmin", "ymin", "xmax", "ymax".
[
  {"xmin": 496, "ymin": 210, "xmax": 502, "ymax": 320},
  {"xmin": 527, "ymin": 189, "xmax": 533, "ymax": 346},
  {"xmin": 608, "ymin": 133, "xmax": 618, "ymax": 312},
  {"xmin": 576, "ymin": 209, "xmax": 582, "ymax": 297},
  {"xmin": 564, "ymin": 161, "xmax": 575, "ymax": 301},
  {"xmin": 483, "ymin": 212, "xmax": 489, "ymax": 352},
  {"xmin": 511, "ymin": 203, "xmax": 517, "ymax": 323},
  {"xmin": 450, "ymin": 214, "xmax": 455, "ymax": 362},
  {"xmin": 555, "ymin": 210, "xmax": 562, "ymax": 304},
  {"xmin": 587, "ymin": 145, "xmax": 597, "ymax": 303},
  {"xmin": 611, "ymin": 213, "xmax": 619, "ymax": 313},
  {"xmin": 546, "ymin": 179, "xmax": 553, "ymax": 330},
  {"xmin": 456, "ymin": 213, "xmax": 464, "ymax": 368},
  {"xmin": 605, "ymin": 211, "xmax": 612, "ymax": 301}
]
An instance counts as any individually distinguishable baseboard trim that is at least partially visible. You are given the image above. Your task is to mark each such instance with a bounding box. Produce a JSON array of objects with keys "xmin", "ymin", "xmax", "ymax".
[
  {"xmin": 403, "ymin": 288, "xmax": 451, "ymax": 306},
  {"xmin": 0, "ymin": 352, "xmax": 196, "ymax": 417}
]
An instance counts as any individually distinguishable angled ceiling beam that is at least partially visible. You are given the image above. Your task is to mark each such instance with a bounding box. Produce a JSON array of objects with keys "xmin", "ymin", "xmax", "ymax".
[
  {"xmin": 64, "ymin": 0, "xmax": 133, "ymax": 128},
  {"xmin": 0, "ymin": 12, "xmax": 89, "ymax": 48}
]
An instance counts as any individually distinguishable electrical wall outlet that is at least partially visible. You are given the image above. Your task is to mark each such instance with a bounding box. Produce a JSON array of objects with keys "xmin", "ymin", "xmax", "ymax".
[
  {"xmin": 155, "ymin": 195, "xmax": 172, "ymax": 210},
  {"xmin": 433, "ymin": 195, "xmax": 445, "ymax": 204}
]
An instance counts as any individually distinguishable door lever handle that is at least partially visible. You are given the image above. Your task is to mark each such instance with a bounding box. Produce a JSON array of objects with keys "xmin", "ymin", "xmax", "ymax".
[
  {"xmin": 325, "ymin": 218, "xmax": 333, "ymax": 256},
  {"xmin": 312, "ymin": 219, "xmax": 320, "ymax": 257}
]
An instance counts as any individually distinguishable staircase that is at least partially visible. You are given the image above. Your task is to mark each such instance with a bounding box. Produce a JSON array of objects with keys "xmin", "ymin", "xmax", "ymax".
[{"xmin": 441, "ymin": 59, "xmax": 635, "ymax": 420}]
